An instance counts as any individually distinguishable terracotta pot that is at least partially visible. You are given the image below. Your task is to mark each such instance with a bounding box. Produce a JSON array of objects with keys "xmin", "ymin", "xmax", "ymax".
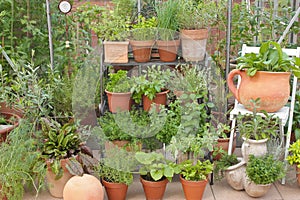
[
  {"xmin": 143, "ymin": 90, "xmax": 169, "ymax": 112},
  {"xmin": 104, "ymin": 140, "xmax": 142, "ymax": 152},
  {"xmin": 102, "ymin": 179, "xmax": 128, "ymax": 200},
  {"xmin": 0, "ymin": 112, "xmax": 21, "ymax": 143},
  {"xmin": 214, "ymin": 134, "xmax": 236, "ymax": 160},
  {"xmin": 179, "ymin": 175, "xmax": 207, "ymax": 200},
  {"xmin": 156, "ymin": 40, "xmax": 180, "ymax": 62},
  {"xmin": 180, "ymin": 29, "xmax": 208, "ymax": 62},
  {"xmin": 227, "ymin": 69, "xmax": 291, "ymax": 112},
  {"xmin": 105, "ymin": 90, "xmax": 132, "ymax": 113},
  {"xmin": 140, "ymin": 176, "xmax": 168, "ymax": 200},
  {"xmin": 63, "ymin": 174, "xmax": 104, "ymax": 200},
  {"xmin": 103, "ymin": 41, "xmax": 129, "ymax": 63},
  {"xmin": 225, "ymin": 158, "xmax": 246, "ymax": 190},
  {"xmin": 130, "ymin": 40, "xmax": 155, "ymax": 62},
  {"xmin": 241, "ymin": 137, "xmax": 268, "ymax": 163},
  {"xmin": 46, "ymin": 158, "xmax": 74, "ymax": 198},
  {"xmin": 244, "ymin": 178, "xmax": 271, "ymax": 198}
]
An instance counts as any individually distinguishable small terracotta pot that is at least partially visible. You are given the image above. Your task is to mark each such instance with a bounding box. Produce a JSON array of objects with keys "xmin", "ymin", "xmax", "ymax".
[
  {"xmin": 214, "ymin": 134, "xmax": 237, "ymax": 160},
  {"xmin": 156, "ymin": 40, "xmax": 180, "ymax": 62},
  {"xmin": 102, "ymin": 179, "xmax": 128, "ymax": 200},
  {"xmin": 143, "ymin": 90, "xmax": 169, "ymax": 112},
  {"xmin": 140, "ymin": 176, "xmax": 168, "ymax": 200},
  {"xmin": 179, "ymin": 175, "xmax": 207, "ymax": 200},
  {"xmin": 296, "ymin": 166, "xmax": 300, "ymax": 186},
  {"xmin": 130, "ymin": 40, "xmax": 155, "ymax": 62},
  {"xmin": 0, "ymin": 112, "xmax": 21, "ymax": 143},
  {"xmin": 105, "ymin": 90, "xmax": 132, "ymax": 113}
]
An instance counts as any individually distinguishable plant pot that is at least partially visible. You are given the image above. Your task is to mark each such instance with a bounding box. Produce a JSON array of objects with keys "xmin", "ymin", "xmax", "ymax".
[
  {"xmin": 180, "ymin": 29, "xmax": 208, "ymax": 62},
  {"xmin": 179, "ymin": 175, "xmax": 207, "ymax": 200},
  {"xmin": 46, "ymin": 158, "xmax": 74, "ymax": 198},
  {"xmin": 143, "ymin": 90, "xmax": 169, "ymax": 112},
  {"xmin": 214, "ymin": 134, "xmax": 237, "ymax": 160},
  {"xmin": 156, "ymin": 40, "xmax": 180, "ymax": 62},
  {"xmin": 130, "ymin": 40, "xmax": 155, "ymax": 62},
  {"xmin": 227, "ymin": 69, "xmax": 291, "ymax": 112},
  {"xmin": 105, "ymin": 140, "xmax": 142, "ymax": 152},
  {"xmin": 102, "ymin": 179, "xmax": 128, "ymax": 200},
  {"xmin": 0, "ymin": 111, "xmax": 21, "ymax": 143},
  {"xmin": 244, "ymin": 178, "xmax": 272, "ymax": 198},
  {"xmin": 225, "ymin": 158, "xmax": 246, "ymax": 191},
  {"xmin": 241, "ymin": 137, "xmax": 268, "ymax": 163},
  {"xmin": 103, "ymin": 41, "xmax": 129, "ymax": 63},
  {"xmin": 140, "ymin": 176, "xmax": 168, "ymax": 200},
  {"xmin": 105, "ymin": 90, "xmax": 132, "ymax": 113}
]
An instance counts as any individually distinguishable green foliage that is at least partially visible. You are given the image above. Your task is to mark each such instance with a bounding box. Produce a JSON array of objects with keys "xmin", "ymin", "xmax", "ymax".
[
  {"xmin": 131, "ymin": 65, "xmax": 173, "ymax": 103},
  {"xmin": 135, "ymin": 151, "xmax": 180, "ymax": 182},
  {"xmin": 287, "ymin": 139, "xmax": 300, "ymax": 168},
  {"xmin": 155, "ymin": 0, "xmax": 179, "ymax": 40},
  {"xmin": 246, "ymin": 154, "xmax": 285, "ymax": 185},
  {"xmin": 292, "ymin": 92, "xmax": 300, "ymax": 140},
  {"xmin": 131, "ymin": 15, "xmax": 157, "ymax": 41},
  {"xmin": 178, "ymin": 159, "xmax": 213, "ymax": 181},
  {"xmin": 237, "ymin": 98, "xmax": 279, "ymax": 140},
  {"xmin": 237, "ymin": 41, "xmax": 300, "ymax": 77},
  {"xmin": 105, "ymin": 69, "xmax": 132, "ymax": 93},
  {"xmin": 213, "ymin": 153, "xmax": 239, "ymax": 181},
  {"xmin": 97, "ymin": 163, "xmax": 133, "ymax": 185},
  {"xmin": 177, "ymin": 0, "xmax": 219, "ymax": 29}
]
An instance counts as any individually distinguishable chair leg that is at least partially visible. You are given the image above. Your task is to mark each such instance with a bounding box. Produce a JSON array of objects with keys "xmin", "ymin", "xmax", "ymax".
[{"xmin": 228, "ymin": 118, "xmax": 236, "ymax": 155}]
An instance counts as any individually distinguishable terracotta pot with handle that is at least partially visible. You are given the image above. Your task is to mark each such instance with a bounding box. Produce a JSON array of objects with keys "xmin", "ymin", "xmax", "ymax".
[{"xmin": 227, "ymin": 69, "xmax": 291, "ymax": 112}]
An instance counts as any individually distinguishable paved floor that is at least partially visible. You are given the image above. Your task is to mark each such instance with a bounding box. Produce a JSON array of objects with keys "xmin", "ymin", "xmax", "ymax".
[{"xmin": 23, "ymin": 148, "xmax": 300, "ymax": 200}]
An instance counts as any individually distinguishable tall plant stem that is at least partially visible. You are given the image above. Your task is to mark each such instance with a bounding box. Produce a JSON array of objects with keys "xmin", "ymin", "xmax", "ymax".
[{"xmin": 11, "ymin": 0, "xmax": 14, "ymax": 53}]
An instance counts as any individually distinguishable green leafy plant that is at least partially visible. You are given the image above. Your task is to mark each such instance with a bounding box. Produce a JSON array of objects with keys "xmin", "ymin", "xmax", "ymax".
[
  {"xmin": 237, "ymin": 98, "xmax": 280, "ymax": 140},
  {"xmin": 105, "ymin": 69, "xmax": 132, "ymax": 93},
  {"xmin": 155, "ymin": 0, "xmax": 179, "ymax": 40},
  {"xmin": 41, "ymin": 118, "xmax": 97, "ymax": 179},
  {"xmin": 213, "ymin": 153, "xmax": 239, "ymax": 181},
  {"xmin": 131, "ymin": 15, "xmax": 157, "ymax": 41},
  {"xmin": 246, "ymin": 154, "xmax": 285, "ymax": 185},
  {"xmin": 177, "ymin": 0, "xmax": 218, "ymax": 30},
  {"xmin": 131, "ymin": 65, "xmax": 173, "ymax": 103},
  {"xmin": 291, "ymin": 91, "xmax": 300, "ymax": 140},
  {"xmin": 178, "ymin": 159, "xmax": 213, "ymax": 181},
  {"xmin": 135, "ymin": 151, "xmax": 180, "ymax": 182},
  {"xmin": 237, "ymin": 41, "xmax": 300, "ymax": 77},
  {"xmin": 286, "ymin": 139, "xmax": 300, "ymax": 168}
]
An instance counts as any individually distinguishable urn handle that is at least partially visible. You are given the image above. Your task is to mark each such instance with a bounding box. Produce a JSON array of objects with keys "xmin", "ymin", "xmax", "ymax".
[{"xmin": 227, "ymin": 69, "xmax": 243, "ymax": 102}]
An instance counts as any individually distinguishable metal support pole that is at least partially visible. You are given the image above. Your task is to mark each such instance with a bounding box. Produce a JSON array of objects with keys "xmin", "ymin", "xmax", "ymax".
[
  {"xmin": 46, "ymin": 0, "xmax": 54, "ymax": 70},
  {"xmin": 225, "ymin": 0, "xmax": 232, "ymax": 113}
]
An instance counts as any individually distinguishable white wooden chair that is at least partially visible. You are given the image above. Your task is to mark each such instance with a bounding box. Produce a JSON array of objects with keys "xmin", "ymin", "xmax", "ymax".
[{"xmin": 227, "ymin": 44, "xmax": 300, "ymax": 184}]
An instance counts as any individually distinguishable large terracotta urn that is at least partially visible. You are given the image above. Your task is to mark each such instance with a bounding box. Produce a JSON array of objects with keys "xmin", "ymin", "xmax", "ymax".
[{"xmin": 227, "ymin": 69, "xmax": 291, "ymax": 112}]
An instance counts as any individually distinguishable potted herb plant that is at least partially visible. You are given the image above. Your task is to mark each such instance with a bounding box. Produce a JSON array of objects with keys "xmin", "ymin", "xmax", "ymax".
[
  {"xmin": 237, "ymin": 98, "xmax": 280, "ymax": 162},
  {"xmin": 213, "ymin": 153, "xmax": 246, "ymax": 191},
  {"xmin": 227, "ymin": 41, "xmax": 300, "ymax": 112},
  {"xmin": 245, "ymin": 154, "xmax": 285, "ymax": 197},
  {"xmin": 155, "ymin": 0, "xmax": 180, "ymax": 62},
  {"xmin": 96, "ymin": 147, "xmax": 135, "ymax": 200},
  {"xmin": 105, "ymin": 69, "xmax": 133, "ymax": 113},
  {"xmin": 130, "ymin": 15, "xmax": 157, "ymax": 62},
  {"xmin": 135, "ymin": 151, "xmax": 180, "ymax": 200},
  {"xmin": 40, "ymin": 118, "xmax": 97, "ymax": 198},
  {"xmin": 177, "ymin": 0, "xmax": 218, "ymax": 62},
  {"xmin": 131, "ymin": 65, "xmax": 173, "ymax": 111},
  {"xmin": 92, "ymin": 6, "xmax": 131, "ymax": 63},
  {"xmin": 177, "ymin": 159, "xmax": 213, "ymax": 200},
  {"xmin": 286, "ymin": 139, "xmax": 300, "ymax": 186}
]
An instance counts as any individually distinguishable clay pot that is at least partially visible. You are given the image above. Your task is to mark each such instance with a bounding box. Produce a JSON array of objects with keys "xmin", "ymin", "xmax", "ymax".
[
  {"xmin": 296, "ymin": 166, "xmax": 300, "ymax": 186},
  {"xmin": 102, "ymin": 179, "xmax": 128, "ymax": 200},
  {"xmin": 63, "ymin": 174, "xmax": 104, "ymax": 200},
  {"xmin": 156, "ymin": 40, "xmax": 180, "ymax": 62},
  {"xmin": 225, "ymin": 159, "xmax": 246, "ymax": 190},
  {"xmin": 241, "ymin": 137, "xmax": 268, "ymax": 163},
  {"xmin": 143, "ymin": 90, "xmax": 169, "ymax": 112},
  {"xmin": 46, "ymin": 158, "xmax": 74, "ymax": 198},
  {"xmin": 180, "ymin": 29, "xmax": 208, "ymax": 62},
  {"xmin": 227, "ymin": 69, "xmax": 291, "ymax": 112},
  {"xmin": 179, "ymin": 175, "xmax": 207, "ymax": 200},
  {"xmin": 140, "ymin": 176, "xmax": 168, "ymax": 200},
  {"xmin": 214, "ymin": 134, "xmax": 237, "ymax": 160},
  {"xmin": 0, "ymin": 112, "xmax": 21, "ymax": 143},
  {"xmin": 105, "ymin": 90, "xmax": 132, "ymax": 113},
  {"xmin": 130, "ymin": 40, "xmax": 155, "ymax": 62},
  {"xmin": 244, "ymin": 178, "xmax": 271, "ymax": 198}
]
